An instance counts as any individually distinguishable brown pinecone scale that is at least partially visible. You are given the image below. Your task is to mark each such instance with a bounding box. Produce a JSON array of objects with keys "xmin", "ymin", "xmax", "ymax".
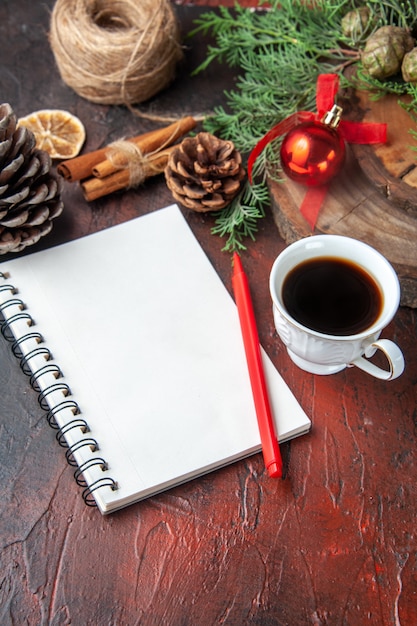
[
  {"xmin": 0, "ymin": 103, "xmax": 63, "ymax": 254},
  {"xmin": 165, "ymin": 132, "xmax": 245, "ymax": 212}
]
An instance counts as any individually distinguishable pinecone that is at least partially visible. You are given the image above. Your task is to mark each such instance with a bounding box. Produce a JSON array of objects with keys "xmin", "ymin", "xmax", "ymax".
[
  {"xmin": 164, "ymin": 132, "xmax": 245, "ymax": 212},
  {"xmin": 0, "ymin": 103, "xmax": 63, "ymax": 254},
  {"xmin": 362, "ymin": 26, "xmax": 414, "ymax": 80},
  {"xmin": 402, "ymin": 47, "xmax": 417, "ymax": 83}
]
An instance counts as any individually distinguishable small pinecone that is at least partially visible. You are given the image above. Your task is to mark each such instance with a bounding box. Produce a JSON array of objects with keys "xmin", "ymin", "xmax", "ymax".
[
  {"xmin": 164, "ymin": 132, "xmax": 245, "ymax": 212},
  {"xmin": 402, "ymin": 47, "xmax": 417, "ymax": 83},
  {"xmin": 0, "ymin": 103, "xmax": 63, "ymax": 254},
  {"xmin": 341, "ymin": 7, "xmax": 372, "ymax": 42},
  {"xmin": 362, "ymin": 26, "xmax": 414, "ymax": 80}
]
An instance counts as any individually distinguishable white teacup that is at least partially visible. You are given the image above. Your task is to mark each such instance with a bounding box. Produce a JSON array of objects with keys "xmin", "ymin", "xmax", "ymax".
[{"xmin": 269, "ymin": 235, "xmax": 405, "ymax": 380}]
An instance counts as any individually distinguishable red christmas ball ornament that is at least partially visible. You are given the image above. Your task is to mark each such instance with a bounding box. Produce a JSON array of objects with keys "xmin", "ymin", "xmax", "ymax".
[{"xmin": 280, "ymin": 106, "xmax": 346, "ymax": 187}]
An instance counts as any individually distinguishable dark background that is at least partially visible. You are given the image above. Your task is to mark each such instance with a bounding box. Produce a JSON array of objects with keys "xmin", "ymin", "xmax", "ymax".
[{"xmin": 0, "ymin": 2, "xmax": 416, "ymax": 624}]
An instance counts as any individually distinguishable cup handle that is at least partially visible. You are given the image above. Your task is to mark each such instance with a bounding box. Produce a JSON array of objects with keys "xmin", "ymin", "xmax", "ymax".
[{"xmin": 351, "ymin": 339, "xmax": 405, "ymax": 381}]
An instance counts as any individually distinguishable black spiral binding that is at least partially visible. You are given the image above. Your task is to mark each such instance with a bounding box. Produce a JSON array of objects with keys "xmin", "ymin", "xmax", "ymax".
[{"xmin": 0, "ymin": 274, "xmax": 118, "ymax": 507}]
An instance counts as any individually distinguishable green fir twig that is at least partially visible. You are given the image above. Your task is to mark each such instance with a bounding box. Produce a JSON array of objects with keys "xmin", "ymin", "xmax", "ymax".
[
  {"xmin": 190, "ymin": 0, "xmax": 417, "ymax": 251},
  {"xmin": 211, "ymin": 179, "xmax": 270, "ymax": 252}
]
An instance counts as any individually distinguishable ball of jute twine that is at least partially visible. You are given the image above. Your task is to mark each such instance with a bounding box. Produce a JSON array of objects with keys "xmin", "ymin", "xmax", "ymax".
[{"xmin": 49, "ymin": 0, "xmax": 183, "ymax": 107}]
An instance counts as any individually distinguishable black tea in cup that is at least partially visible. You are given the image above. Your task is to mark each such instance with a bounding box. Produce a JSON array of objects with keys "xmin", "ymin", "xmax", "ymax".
[{"xmin": 282, "ymin": 257, "xmax": 383, "ymax": 336}]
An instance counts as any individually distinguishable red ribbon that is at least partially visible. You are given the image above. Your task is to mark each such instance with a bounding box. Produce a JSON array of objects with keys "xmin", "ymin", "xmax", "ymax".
[{"xmin": 247, "ymin": 73, "xmax": 387, "ymax": 229}]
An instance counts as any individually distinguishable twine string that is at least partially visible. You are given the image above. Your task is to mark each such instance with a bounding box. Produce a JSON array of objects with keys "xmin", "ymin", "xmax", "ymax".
[
  {"xmin": 105, "ymin": 140, "xmax": 166, "ymax": 187},
  {"xmin": 105, "ymin": 123, "xmax": 183, "ymax": 186}
]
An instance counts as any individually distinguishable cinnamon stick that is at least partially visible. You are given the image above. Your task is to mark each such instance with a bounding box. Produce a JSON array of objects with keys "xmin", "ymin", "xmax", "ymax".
[
  {"xmin": 57, "ymin": 147, "xmax": 110, "ymax": 182},
  {"xmin": 92, "ymin": 116, "xmax": 196, "ymax": 179},
  {"xmin": 81, "ymin": 147, "xmax": 174, "ymax": 202},
  {"xmin": 57, "ymin": 116, "xmax": 196, "ymax": 182}
]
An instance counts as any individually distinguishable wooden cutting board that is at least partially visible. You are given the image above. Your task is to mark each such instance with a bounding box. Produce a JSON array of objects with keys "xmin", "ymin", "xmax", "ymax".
[{"xmin": 269, "ymin": 87, "xmax": 417, "ymax": 308}]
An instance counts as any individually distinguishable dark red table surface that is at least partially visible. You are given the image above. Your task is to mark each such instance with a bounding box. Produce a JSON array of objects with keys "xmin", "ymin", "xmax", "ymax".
[{"xmin": 1, "ymin": 2, "xmax": 416, "ymax": 625}]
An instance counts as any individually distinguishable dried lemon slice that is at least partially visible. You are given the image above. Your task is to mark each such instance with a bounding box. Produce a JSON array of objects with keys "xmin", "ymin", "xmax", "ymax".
[{"xmin": 18, "ymin": 109, "xmax": 86, "ymax": 159}]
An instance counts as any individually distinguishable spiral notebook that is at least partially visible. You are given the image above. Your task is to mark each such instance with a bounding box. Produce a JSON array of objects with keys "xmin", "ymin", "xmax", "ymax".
[{"xmin": 0, "ymin": 204, "xmax": 310, "ymax": 514}]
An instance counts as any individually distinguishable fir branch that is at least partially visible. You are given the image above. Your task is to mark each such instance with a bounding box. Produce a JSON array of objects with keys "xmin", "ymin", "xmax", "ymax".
[
  {"xmin": 192, "ymin": 0, "xmax": 357, "ymax": 158},
  {"xmin": 211, "ymin": 179, "xmax": 270, "ymax": 252},
  {"xmin": 191, "ymin": 0, "xmax": 353, "ymax": 75},
  {"xmin": 190, "ymin": 0, "xmax": 356, "ymax": 249},
  {"xmin": 190, "ymin": 0, "xmax": 417, "ymax": 249}
]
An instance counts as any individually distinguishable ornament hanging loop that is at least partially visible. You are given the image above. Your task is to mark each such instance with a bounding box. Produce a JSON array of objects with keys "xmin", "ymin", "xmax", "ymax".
[{"xmin": 321, "ymin": 104, "xmax": 343, "ymax": 129}]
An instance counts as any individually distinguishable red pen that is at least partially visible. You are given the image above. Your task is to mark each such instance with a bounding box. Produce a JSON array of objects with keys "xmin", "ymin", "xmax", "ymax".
[{"xmin": 232, "ymin": 252, "xmax": 283, "ymax": 478}]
